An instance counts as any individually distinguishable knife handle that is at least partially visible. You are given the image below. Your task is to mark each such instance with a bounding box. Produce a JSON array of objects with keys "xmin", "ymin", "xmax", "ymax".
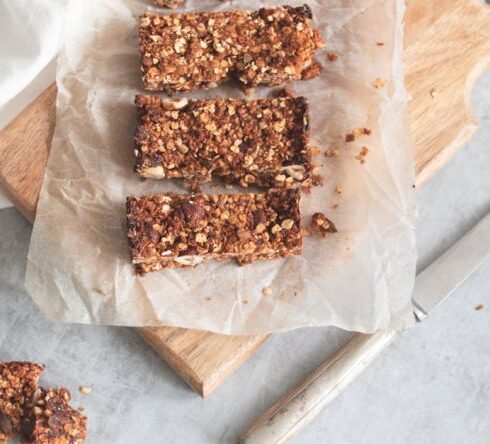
[{"xmin": 239, "ymin": 330, "xmax": 397, "ymax": 444}]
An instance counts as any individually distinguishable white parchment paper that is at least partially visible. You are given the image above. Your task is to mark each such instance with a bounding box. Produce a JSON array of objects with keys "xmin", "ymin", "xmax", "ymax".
[{"xmin": 25, "ymin": 0, "xmax": 417, "ymax": 334}]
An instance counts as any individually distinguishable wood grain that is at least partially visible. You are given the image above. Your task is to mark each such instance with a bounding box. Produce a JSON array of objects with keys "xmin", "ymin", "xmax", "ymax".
[{"xmin": 0, "ymin": 0, "xmax": 489, "ymax": 397}]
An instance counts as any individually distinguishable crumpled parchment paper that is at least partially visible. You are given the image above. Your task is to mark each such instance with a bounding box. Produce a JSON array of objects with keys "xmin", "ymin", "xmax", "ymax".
[{"xmin": 25, "ymin": 0, "xmax": 417, "ymax": 335}]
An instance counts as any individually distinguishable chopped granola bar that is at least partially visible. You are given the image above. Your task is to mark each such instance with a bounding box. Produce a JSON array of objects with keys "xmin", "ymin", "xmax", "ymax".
[
  {"xmin": 310, "ymin": 212, "xmax": 337, "ymax": 237},
  {"xmin": 139, "ymin": 5, "xmax": 324, "ymax": 93},
  {"xmin": 21, "ymin": 388, "xmax": 87, "ymax": 444},
  {"xmin": 127, "ymin": 189, "xmax": 302, "ymax": 274},
  {"xmin": 153, "ymin": 0, "xmax": 185, "ymax": 9},
  {"xmin": 0, "ymin": 362, "xmax": 44, "ymax": 442},
  {"xmin": 134, "ymin": 95, "xmax": 311, "ymax": 188}
]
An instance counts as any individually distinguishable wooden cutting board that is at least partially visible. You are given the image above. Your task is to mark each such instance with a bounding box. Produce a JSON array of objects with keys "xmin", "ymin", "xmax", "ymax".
[{"xmin": 1, "ymin": 0, "xmax": 489, "ymax": 397}]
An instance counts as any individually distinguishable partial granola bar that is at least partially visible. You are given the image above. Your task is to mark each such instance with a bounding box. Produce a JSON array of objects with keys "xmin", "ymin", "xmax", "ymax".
[
  {"xmin": 0, "ymin": 362, "xmax": 44, "ymax": 442},
  {"xmin": 153, "ymin": 0, "xmax": 185, "ymax": 8},
  {"xmin": 21, "ymin": 388, "xmax": 87, "ymax": 444},
  {"xmin": 139, "ymin": 5, "xmax": 324, "ymax": 93},
  {"xmin": 126, "ymin": 189, "xmax": 302, "ymax": 274},
  {"xmin": 134, "ymin": 95, "xmax": 311, "ymax": 188}
]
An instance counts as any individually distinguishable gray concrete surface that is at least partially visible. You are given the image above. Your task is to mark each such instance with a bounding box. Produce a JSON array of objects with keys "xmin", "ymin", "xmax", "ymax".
[{"xmin": 0, "ymin": 74, "xmax": 489, "ymax": 444}]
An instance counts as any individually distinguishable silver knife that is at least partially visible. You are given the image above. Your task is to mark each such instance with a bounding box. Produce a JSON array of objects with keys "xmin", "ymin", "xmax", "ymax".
[{"xmin": 240, "ymin": 212, "xmax": 490, "ymax": 444}]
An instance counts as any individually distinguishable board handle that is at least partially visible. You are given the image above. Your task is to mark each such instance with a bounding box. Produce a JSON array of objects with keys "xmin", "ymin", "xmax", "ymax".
[{"xmin": 239, "ymin": 331, "xmax": 397, "ymax": 444}]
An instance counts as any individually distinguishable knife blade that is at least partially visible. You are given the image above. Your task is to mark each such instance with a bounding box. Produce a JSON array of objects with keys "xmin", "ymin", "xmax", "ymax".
[
  {"xmin": 241, "ymin": 211, "xmax": 490, "ymax": 444},
  {"xmin": 413, "ymin": 211, "xmax": 490, "ymax": 321}
]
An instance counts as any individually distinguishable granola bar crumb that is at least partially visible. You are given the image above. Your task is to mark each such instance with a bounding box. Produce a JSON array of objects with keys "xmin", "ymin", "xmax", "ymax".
[
  {"xmin": 345, "ymin": 128, "xmax": 371, "ymax": 143},
  {"xmin": 310, "ymin": 213, "xmax": 337, "ymax": 237},
  {"xmin": 335, "ymin": 186, "xmax": 343, "ymax": 195},
  {"xmin": 372, "ymin": 78, "xmax": 387, "ymax": 89},
  {"xmin": 262, "ymin": 287, "xmax": 273, "ymax": 296},
  {"xmin": 326, "ymin": 52, "xmax": 338, "ymax": 62},
  {"xmin": 475, "ymin": 304, "xmax": 484, "ymax": 311},
  {"xmin": 355, "ymin": 146, "xmax": 369, "ymax": 164},
  {"xmin": 79, "ymin": 386, "xmax": 91, "ymax": 395},
  {"xmin": 324, "ymin": 147, "xmax": 339, "ymax": 157},
  {"xmin": 273, "ymin": 87, "xmax": 294, "ymax": 98},
  {"xmin": 311, "ymin": 174, "xmax": 324, "ymax": 187},
  {"xmin": 376, "ymin": 42, "xmax": 385, "ymax": 46}
]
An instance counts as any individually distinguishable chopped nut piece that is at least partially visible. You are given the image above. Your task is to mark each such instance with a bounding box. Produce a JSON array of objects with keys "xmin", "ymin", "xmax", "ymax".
[
  {"xmin": 127, "ymin": 190, "xmax": 302, "ymax": 274},
  {"xmin": 262, "ymin": 287, "xmax": 273, "ymax": 296},
  {"xmin": 310, "ymin": 213, "xmax": 337, "ymax": 237},
  {"xmin": 0, "ymin": 362, "xmax": 44, "ymax": 442},
  {"xmin": 21, "ymin": 387, "xmax": 87, "ymax": 444},
  {"xmin": 139, "ymin": 6, "xmax": 324, "ymax": 93},
  {"xmin": 79, "ymin": 386, "xmax": 91, "ymax": 395},
  {"xmin": 355, "ymin": 146, "xmax": 369, "ymax": 164},
  {"xmin": 134, "ymin": 95, "xmax": 311, "ymax": 188},
  {"xmin": 372, "ymin": 78, "xmax": 387, "ymax": 89}
]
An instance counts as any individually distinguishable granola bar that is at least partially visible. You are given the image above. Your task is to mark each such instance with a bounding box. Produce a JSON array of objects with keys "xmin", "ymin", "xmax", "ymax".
[
  {"xmin": 0, "ymin": 362, "xmax": 44, "ymax": 442},
  {"xmin": 126, "ymin": 189, "xmax": 302, "ymax": 274},
  {"xmin": 139, "ymin": 5, "xmax": 324, "ymax": 93},
  {"xmin": 134, "ymin": 95, "xmax": 311, "ymax": 188},
  {"xmin": 153, "ymin": 0, "xmax": 185, "ymax": 9},
  {"xmin": 21, "ymin": 387, "xmax": 86, "ymax": 444}
]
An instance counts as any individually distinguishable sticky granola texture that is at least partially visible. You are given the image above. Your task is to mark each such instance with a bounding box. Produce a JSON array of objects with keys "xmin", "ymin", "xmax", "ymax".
[
  {"xmin": 134, "ymin": 95, "xmax": 311, "ymax": 188},
  {"xmin": 21, "ymin": 388, "xmax": 87, "ymax": 444},
  {"xmin": 139, "ymin": 5, "xmax": 324, "ymax": 93},
  {"xmin": 0, "ymin": 362, "xmax": 44, "ymax": 442},
  {"xmin": 126, "ymin": 189, "xmax": 302, "ymax": 274},
  {"xmin": 153, "ymin": 0, "xmax": 185, "ymax": 8}
]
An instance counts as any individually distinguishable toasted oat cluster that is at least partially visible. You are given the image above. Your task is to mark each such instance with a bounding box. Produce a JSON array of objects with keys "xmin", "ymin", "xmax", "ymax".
[
  {"xmin": 0, "ymin": 362, "xmax": 44, "ymax": 442},
  {"xmin": 153, "ymin": 0, "xmax": 185, "ymax": 9},
  {"xmin": 310, "ymin": 212, "xmax": 337, "ymax": 237},
  {"xmin": 139, "ymin": 5, "xmax": 324, "ymax": 93},
  {"xmin": 134, "ymin": 95, "xmax": 311, "ymax": 188},
  {"xmin": 21, "ymin": 388, "xmax": 87, "ymax": 444},
  {"xmin": 126, "ymin": 189, "xmax": 302, "ymax": 273}
]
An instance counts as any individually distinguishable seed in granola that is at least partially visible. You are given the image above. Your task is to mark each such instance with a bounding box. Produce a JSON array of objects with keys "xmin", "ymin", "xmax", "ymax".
[{"xmin": 281, "ymin": 219, "xmax": 295, "ymax": 230}]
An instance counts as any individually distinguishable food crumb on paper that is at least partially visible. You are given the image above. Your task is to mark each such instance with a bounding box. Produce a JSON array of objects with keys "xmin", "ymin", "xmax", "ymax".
[
  {"xmin": 326, "ymin": 52, "xmax": 339, "ymax": 62},
  {"xmin": 355, "ymin": 146, "xmax": 369, "ymax": 164},
  {"xmin": 310, "ymin": 213, "xmax": 337, "ymax": 237},
  {"xmin": 474, "ymin": 304, "xmax": 484, "ymax": 311},
  {"xmin": 372, "ymin": 78, "xmax": 387, "ymax": 89},
  {"xmin": 262, "ymin": 287, "xmax": 273, "ymax": 296}
]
